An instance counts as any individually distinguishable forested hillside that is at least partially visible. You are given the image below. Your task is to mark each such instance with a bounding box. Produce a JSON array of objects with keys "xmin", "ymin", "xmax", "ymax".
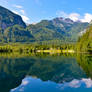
[{"xmin": 77, "ymin": 25, "xmax": 92, "ymax": 52}]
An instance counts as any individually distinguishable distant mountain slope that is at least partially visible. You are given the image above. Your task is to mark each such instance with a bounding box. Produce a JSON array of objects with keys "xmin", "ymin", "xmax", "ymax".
[
  {"xmin": 27, "ymin": 18, "xmax": 89, "ymax": 42},
  {"xmin": 27, "ymin": 20, "xmax": 64, "ymax": 41}
]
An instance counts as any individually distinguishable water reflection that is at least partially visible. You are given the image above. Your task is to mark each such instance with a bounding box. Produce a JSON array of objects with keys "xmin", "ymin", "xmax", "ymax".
[
  {"xmin": 0, "ymin": 53, "xmax": 91, "ymax": 92},
  {"xmin": 11, "ymin": 77, "xmax": 92, "ymax": 92},
  {"xmin": 77, "ymin": 54, "xmax": 92, "ymax": 78}
]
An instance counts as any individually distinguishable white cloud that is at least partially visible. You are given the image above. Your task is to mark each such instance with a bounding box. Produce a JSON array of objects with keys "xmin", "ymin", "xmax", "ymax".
[
  {"xmin": 21, "ymin": 15, "xmax": 30, "ymax": 23},
  {"xmin": 82, "ymin": 78, "xmax": 92, "ymax": 88},
  {"xmin": 11, "ymin": 88, "xmax": 17, "ymax": 92},
  {"xmin": 56, "ymin": 11, "xmax": 92, "ymax": 23},
  {"xmin": 56, "ymin": 11, "xmax": 80, "ymax": 21},
  {"xmin": 12, "ymin": 9, "xmax": 30, "ymax": 23},
  {"xmin": 12, "ymin": 10, "xmax": 19, "ymax": 15},
  {"xmin": 22, "ymin": 80, "xmax": 29, "ymax": 85},
  {"xmin": 69, "ymin": 13, "xmax": 80, "ymax": 21},
  {"xmin": 81, "ymin": 13, "xmax": 92, "ymax": 23},
  {"xmin": 11, "ymin": 78, "xmax": 29, "ymax": 92},
  {"xmin": 69, "ymin": 79, "xmax": 80, "ymax": 88},
  {"xmin": 59, "ymin": 78, "xmax": 92, "ymax": 90},
  {"xmin": 13, "ymin": 4, "xmax": 23, "ymax": 9}
]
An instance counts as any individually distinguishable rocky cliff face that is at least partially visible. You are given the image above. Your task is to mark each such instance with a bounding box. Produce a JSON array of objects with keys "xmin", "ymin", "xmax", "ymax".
[
  {"xmin": 0, "ymin": 6, "xmax": 26, "ymax": 30},
  {"xmin": 0, "ymin": 6, "xmax": 34, "ymax": 42}
]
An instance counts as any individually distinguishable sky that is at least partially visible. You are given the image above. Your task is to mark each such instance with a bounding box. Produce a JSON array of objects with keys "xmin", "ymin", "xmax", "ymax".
[{"xmin": 0, "ymin": 0, "xmax": 92, "ymax": 23}]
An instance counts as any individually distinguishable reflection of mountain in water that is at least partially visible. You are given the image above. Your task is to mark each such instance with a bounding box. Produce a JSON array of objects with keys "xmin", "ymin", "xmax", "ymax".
[
  {"xmin": 11, "ymin": 77, "xmax": 92, "ymax": 92},
  {"xmin": 77, "ymin": 54, "xmax": 92, "ymax": 78},
  {"xmin": 0, "ymin": 55, "xmax": 87, "ymax": 92}
]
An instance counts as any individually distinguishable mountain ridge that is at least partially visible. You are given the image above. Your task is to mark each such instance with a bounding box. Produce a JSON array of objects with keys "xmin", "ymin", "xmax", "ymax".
[
  {"xmin": 27, "ymin": 17, "xmax": 89, "ymax": 42},
  {"xmin": 0, "ymin": 6, "xmax": 89, "ymax": 43}
]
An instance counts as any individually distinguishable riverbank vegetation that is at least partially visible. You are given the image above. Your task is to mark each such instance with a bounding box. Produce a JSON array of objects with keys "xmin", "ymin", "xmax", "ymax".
[{"xmin": 0, "ymin": 42, "xmax": 76, "ymax": 54}]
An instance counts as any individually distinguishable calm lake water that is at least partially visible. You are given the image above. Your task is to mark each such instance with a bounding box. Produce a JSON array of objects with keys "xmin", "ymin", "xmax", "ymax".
[{"xmin": 0, "ymin": 53, "xmax": 92, "ymax": 92}]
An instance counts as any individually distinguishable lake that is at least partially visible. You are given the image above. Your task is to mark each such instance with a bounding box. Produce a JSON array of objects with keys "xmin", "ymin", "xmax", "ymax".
[{"xmin": 0, "ymin": 53, "xmax": 92, "ymax": 92}]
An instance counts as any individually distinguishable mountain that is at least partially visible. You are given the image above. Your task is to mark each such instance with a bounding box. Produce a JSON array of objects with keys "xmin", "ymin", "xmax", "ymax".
[
  {"xmin": 77, "ymin": 25, "xmax": 92, "ymax": 52},
  {"xmin": 27, "ymin": 20, "xmax": 64, "ymax": 41},
  {"xmin": 0, "ymin": 6, "xmax": 34, "ymax": 42},
  {"xmin": 0, "ymin": 6, "xmax": 26, "ymax": 30},
  {"xmin": 27, "ymin": 17, "xmax": 89, "ymax": 42},
  {"xmin": 0, "ymin": 6, "xmax": 89, "ymax": 43}
]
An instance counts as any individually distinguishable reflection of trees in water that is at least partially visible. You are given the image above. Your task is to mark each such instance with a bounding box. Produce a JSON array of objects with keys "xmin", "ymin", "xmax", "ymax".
[
  {"xmin": 0, "ymin": 52, "xmax": 76, "ymax": 58},
  {"xmin": 0, "ymin": 55, "xmax": 86, "ymax": 92},
  {"xmin": 76, "ymin": 54, "xmax": 92, "ymax": 79}
]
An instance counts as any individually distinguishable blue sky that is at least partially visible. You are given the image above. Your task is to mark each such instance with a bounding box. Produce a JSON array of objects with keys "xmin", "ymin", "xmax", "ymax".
[{"xmin": 0, "ymin": 0, "xmax": 92, "ymax": 23}]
